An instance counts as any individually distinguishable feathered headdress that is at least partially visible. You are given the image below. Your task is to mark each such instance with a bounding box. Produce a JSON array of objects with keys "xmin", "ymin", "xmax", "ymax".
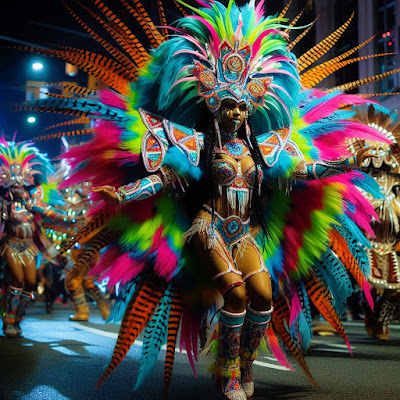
[
  {"xmin": 132, "ymin": 0, "xmax": 300, "ymax": 132},
  {"xmin": 350, "ymin": 106, "xmax": 400, "ymax": 172},
  {"xmin": 0, "ymin": 139, "xmax": 54, "ymax": 188}
]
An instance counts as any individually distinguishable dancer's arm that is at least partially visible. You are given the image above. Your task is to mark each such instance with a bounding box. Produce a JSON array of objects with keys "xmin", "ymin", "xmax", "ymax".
[
  {"xmin": 30, "ymin": 197, "xmax": 79, "ymax": 222},
  {"xmin": 93, "ymin": 165, "xmax": 180, "ymax": 205},
  {"xmin": 292, "ymin": 148, "xmax": 373, "ymax": 180}
]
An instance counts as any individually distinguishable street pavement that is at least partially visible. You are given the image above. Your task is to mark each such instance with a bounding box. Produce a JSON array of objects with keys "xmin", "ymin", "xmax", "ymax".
[{"xmin": 0, "ymin": 301, "xmax": 399, "ymax": 400}]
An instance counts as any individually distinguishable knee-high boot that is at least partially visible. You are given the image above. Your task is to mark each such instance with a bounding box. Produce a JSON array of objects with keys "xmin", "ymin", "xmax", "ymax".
[
  {"xmin": 240, "ymin": 305, "xmax": 273, "ymax": 398},
  {"xmin": 69, "ymin": 289, "xmax": 90, "ymax": 321},
  {"xmin": 15, "ymin": 291, "xmax": 34, "ymax": 335},
  {"xmin": 66, "ymin": 264, "xmax": 89, "ymax": 321},
  {"xmin": 2, "ymin": 286, "xmax": 22, "ymax": 337},
  {"xmin": 216, "ymin": 309, "xmax": 247, "ymax": 400},
  {"xmin": 376, "ymin": 298, "xmax": 395, "ymax": 340}
]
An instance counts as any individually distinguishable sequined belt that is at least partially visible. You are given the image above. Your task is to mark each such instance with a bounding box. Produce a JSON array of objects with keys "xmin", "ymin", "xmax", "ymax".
[
  {"xmin": 6, "ymin": 237, "xmax": 33, "ymax": 252},
  {"xmin": 202, "ymin": 205, "xmax": 251, "ymax": 250}
]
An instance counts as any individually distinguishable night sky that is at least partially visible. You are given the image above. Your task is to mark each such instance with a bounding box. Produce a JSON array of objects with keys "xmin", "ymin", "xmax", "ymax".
[{"xmin": 0, "ymin": 1, "xmax": 95, "ymax": 156}]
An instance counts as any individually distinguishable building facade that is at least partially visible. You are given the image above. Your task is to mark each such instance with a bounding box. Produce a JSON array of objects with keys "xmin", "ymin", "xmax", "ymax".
[{"xmin": 277, "ymin": 0, "xmax": 399, "ymax": 110}]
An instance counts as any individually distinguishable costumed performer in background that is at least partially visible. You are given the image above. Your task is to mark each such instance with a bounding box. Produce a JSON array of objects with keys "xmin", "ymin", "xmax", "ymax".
[
  {"xmin": 0, "ymin": 140, "xmax": 76, "ymax": 337},
  {"xmin": 60, "ymin": 181, "xmax": 111, "ymax": 322},
  {"xmin": 351, "ymin": 106, "xmax": 400, "ymax": 340}
]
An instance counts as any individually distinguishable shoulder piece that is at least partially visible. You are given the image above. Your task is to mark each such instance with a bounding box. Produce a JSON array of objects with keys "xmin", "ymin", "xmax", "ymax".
[
  {"xmin": 256, "ymin": 127, "xmax": 291, "ymax": 167},
  {"xmin": 139, "ymin": 109, "xmax": 169, "ymax": 173},
  {"xmin": 139, "ymin": 109, "xmax": 202, "ymax": 171},
  {"xmin": 284, "ymin": 139, "xmax": 305, "ymax": 160},
  {"xmin": 163, "ymin": 120, "xmax": 201, "ymax": 167}
]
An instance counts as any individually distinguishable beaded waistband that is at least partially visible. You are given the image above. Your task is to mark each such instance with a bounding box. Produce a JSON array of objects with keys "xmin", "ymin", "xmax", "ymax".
[{"xmin": 201, "ymin": 205, "xmax": 251, "ymax": 249}]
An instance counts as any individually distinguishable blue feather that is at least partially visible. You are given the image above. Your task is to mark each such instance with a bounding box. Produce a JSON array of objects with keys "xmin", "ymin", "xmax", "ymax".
[
  {"xmin": 365, "ymin": 102, "xmax": 390, "ymax": 115},
  {"xmin": 135, "ymin": 284, "xmax": 174, "ymax": 390},
  {"xmin": 106, "ymin": 281, "xmax": 137, "ymax": 323},
  {"xmin": 316, "ymin": 110, "xmax": 356, "ymax": 122},
  {"xmin": 297, "ymin": 282, "xmax": 313, "ymax": 350},
  {"xmin": 351, "ymin": 172, "xmax": 384, "ymax": 199},
  {"xmin": 164, "ymin": 147, "xmax": 203, "ymax": 181},
  {"xmin": 335, "ymin": 214, "xmax": 370, "ymax": 248},
  {"xmin": 301, "ymin": 121, "xmax": 348, "ymax": 138},
  {"xmin": 333, "ymin": 220, "xmax": 371, "ymax": 277},
  {"xmin": 313, "ymin": 250, "xmax": 353, "ymax": 317},
  {"xmin": 300, "ymin": 91, "xmax": 343, "ymax": 117},
  {"xmin": 48, "ymin": 188, "xmax": 65, "ymax": 207},
  {"xmin": 262, "ymin": 150, "xmax": 295, "ymax": 179}
]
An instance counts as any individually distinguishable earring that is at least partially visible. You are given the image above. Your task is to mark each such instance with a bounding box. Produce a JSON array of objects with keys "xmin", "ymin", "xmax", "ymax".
[
  {"xmin": 214, "ymin": 114, "xmax": 223, "ymax": 150},
  {"xmin": 245, "ymin": 119, "xmax": 253, "ymax": 150}
]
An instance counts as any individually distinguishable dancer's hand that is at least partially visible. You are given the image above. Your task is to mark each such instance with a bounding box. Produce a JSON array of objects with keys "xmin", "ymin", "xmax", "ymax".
[{"xmin": 92, "ymin": 186, "xmax": 120, "ymax": 205}]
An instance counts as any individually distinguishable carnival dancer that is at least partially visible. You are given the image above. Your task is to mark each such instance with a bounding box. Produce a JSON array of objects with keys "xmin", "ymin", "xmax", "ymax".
[
  {"xmin": 66, "ymin": 240, "xmax": 110, "ymax": 322},
  {"xmin": 352, "ymin": 106, "xmax": 400, "ymax": 340},
  {"xmin": 0, "ymin": 140, "xmax": 75, "ymax": 337},
  {"xmin": 57, "ymin": 182, "xmax": 110, "ymax": 322},
  {"xmin": 17, "ymin": 0, "xmax": 393, "ymax": 398}
]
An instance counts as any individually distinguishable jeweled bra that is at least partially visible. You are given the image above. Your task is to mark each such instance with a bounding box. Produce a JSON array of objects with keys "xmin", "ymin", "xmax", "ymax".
[{"xmin": 213, "ymin": 139, "xmax": 263, "ymax": 215}]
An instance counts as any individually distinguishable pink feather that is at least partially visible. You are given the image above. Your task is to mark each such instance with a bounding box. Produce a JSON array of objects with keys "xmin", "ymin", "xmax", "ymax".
[
  {"xmin": 99, "ymin": 90, "xmax": 127, "ymax": 110},
  {"xmin": 190, "ymin": 16, "xmax": 220, "ymax": 58},
  {"xmin": 362, "ymin": 280, "xmax": 374, "ymax": 311},
  {"xmin": 152, "ymin": 238, "xmax": 178, "ymax": 281},
  {"xmin": 169, "ymin": 76, "xmax": 198, "ymax": 93},
  {"xmin": 21, "ymin": 153, "xmax": 36, "ymax": 168},
  {"xmin": 195, "ymin": 0, "xmax": 213, "ymax": 8},
  {"xmin": 166, "ymin": 28, "xmax": 209, "ymax": 57},
  {"xmin": 90, "ymin": 245, "xmax": 120, "ymax": 276},
  {"xmin": 303, "ymin": 93, "xmax": 382, "ymax": 124},
  {"xmin": 315, "ymin": 121, "xmax": 391, "ymax": 160},
  {"xmin": 255, "ymin": 0, "xmax": 266, "ymax": 21},
  {"xmin": 172, "ymin": 49, "xmax": 208, "ymax": 62},
  {"xmin": 0, "ymin": 155, "xmax": 10, "ymax": 167},
  {"xmin": 325, "ymin": 173, "xmax": 378, "ymax": 236},
  {"xmin": 92, "ymin": 253, "xmax": 146, "ymax": 288},
  {"xmin": 252, "ymin": 29, "xmax": 287, "ymax": 59},
  {"xmin": 260, "ymin": 68, "xmax": 300, "ymax": 82},
  {"xmin": 289, "ymin": 288, "xmax": 302, "ymax": 328},
  {"xmin": 266, "ymin": 326, "xmax": 294, "ymax": 370},
  {"xmin": 262, "ymin": 55, "xmax": 296, "ymax": 66},
  {"xmin": 180, "ymin": 311, "xmax": 198, "ymax": 377}
]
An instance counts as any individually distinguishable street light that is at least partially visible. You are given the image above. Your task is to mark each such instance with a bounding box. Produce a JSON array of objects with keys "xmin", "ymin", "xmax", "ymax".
[
  {"xmin": 32, "ymin": 62, "xmax": 44, "ymax": 71},
  {"xmin": 27, "ymin": 116, "xmax": 36, "ymax": 124}
]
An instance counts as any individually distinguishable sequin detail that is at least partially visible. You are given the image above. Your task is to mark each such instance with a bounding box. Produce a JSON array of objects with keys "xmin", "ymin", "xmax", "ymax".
[{"xmin": 213, "ymin": 140, "xmax": 262, "ymax": 215}]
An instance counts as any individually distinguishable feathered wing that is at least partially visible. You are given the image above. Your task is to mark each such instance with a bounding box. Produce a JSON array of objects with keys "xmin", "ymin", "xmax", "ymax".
[
  {"xmin": 255, "ymin": 88, "xmax": 389, "ymax": 382},
  {"xmin": 50, "ymin": 80, "xmax": 206, "ymax": 390}
]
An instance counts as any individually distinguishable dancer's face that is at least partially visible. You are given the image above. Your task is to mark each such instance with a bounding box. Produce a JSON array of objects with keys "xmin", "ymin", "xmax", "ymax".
[{"xmin": 219, "ymin": 99, "xmax": 247, "ymax": 133}]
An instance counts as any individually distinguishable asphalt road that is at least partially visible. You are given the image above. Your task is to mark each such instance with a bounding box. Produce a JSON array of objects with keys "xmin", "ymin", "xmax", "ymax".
[{"xmin": 1, "ymin": 301, "xmax": 399, "ymax": 400}]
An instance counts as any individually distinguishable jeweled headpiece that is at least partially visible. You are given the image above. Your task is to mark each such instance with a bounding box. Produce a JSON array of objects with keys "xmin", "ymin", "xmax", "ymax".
[
  {"xmin": 135, "ymin": 0, "xmax": 300, "ymax": 132},
  {"xmin": 0, "ymin": 140, "xmax": 53, "ymax": 188},
  {"xmin": 195, "ymin": 40, "xmax": 272, "ymax": 113}
]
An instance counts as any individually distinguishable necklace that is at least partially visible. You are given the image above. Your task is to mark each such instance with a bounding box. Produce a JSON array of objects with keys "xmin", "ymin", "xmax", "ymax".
[{"xmin": 217, "ymin": 139, "xmax": 250, "ymax": 161}]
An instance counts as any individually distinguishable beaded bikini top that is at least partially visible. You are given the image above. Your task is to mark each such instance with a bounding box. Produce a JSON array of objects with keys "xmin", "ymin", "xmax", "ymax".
[{"xmin": 213, "ymin": 139, "xmax": 263, "ymax": 214}]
